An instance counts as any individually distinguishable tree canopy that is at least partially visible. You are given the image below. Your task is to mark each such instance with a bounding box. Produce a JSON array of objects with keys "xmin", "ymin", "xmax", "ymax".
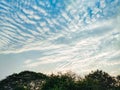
[{"xmin": 0, "ymin": 70, "xmax": 120, "ymax": 90}]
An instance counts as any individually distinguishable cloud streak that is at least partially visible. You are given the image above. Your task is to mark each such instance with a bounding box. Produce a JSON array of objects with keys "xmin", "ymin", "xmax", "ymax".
[{"xmin": 0, "ymin": 0, "xmax": 120, "ymax": 76}]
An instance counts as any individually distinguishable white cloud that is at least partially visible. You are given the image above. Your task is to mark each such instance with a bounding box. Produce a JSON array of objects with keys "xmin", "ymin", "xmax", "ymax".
[
  {"xmin": 0, "ymin": 0, "xmax": 120, "ymax": 76},
  {"xmin": 24, "ymin": 59, "xmax": 32, "ymax": 64}
]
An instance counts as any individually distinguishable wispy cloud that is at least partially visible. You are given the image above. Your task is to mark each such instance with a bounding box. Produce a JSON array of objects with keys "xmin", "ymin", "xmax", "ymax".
[{"xmin": 0, "ymin": 0, "xmax": 120, "ymax": 76}]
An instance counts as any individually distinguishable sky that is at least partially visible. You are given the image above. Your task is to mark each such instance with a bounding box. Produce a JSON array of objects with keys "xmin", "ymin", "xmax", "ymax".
[{"xmin": 0, "ymin": 0, "xmax": 120, "ymax": 80}]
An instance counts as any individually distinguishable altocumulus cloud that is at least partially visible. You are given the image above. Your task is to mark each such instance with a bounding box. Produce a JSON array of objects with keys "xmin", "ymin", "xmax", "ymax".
[{"xmin": 0, "ymin": 0, "xmax": 120, "ymax": 76}]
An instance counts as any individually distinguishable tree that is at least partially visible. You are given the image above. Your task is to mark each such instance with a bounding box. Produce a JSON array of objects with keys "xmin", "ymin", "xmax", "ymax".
[
  {"xmin": 115, "ymin": 75, "xmax": 120, "ymax": 90},
  {"xmin": 0, "ymin": 70, "xmax": 119, "ymax": 90},
  {"xmin": 0, "ymin": 71, "xmax": 48, "ymax": 90},
  {"xmin": 85, "ymin": 70, "xmax": 116, "ymax": 90},
  {"xmin": 41, "ymin": 72, "xmax": 76, "ymax": 90}
]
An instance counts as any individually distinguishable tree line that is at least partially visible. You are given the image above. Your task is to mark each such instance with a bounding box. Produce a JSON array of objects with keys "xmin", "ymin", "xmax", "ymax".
[{"xmin": 0, "ymin": 70, "xmax": 120, "ymax": 90}]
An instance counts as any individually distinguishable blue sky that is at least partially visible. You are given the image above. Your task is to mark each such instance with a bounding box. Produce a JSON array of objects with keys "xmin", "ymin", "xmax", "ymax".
[{"xmin": 0, "ymin": 0, "xmax": 120, "ymax": 80}]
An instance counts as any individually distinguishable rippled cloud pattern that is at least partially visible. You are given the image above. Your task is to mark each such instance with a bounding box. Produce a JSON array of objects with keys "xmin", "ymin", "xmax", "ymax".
[{"xmin": 0, "ymin": 0, "xmax": 120, "ymax": 78}]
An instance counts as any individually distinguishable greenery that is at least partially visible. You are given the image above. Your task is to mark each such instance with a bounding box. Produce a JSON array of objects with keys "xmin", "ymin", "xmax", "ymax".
[{"xmin": 0, "ymin": 70, "xmax": 120, "ymax": 90}]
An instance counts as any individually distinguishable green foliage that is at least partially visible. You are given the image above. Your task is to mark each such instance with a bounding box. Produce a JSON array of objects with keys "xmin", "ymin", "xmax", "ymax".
[
  {"xmin": 0, "ymin": 70, "xmax": 120, "ymax": 90},
  {"xmin": 14, "ymin": 86, "xmax": 28, "ymax": 90},
  {"xmin": 41, "ymin": 72, "xmax": 76, "ymax": 90},
  {"xmin": 0, "ymin": 71, "xmax": 48, "ymax": 90},
  {"xmin": 84, "ymin": 70, "xmax": 116, "ymax": 90}
]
